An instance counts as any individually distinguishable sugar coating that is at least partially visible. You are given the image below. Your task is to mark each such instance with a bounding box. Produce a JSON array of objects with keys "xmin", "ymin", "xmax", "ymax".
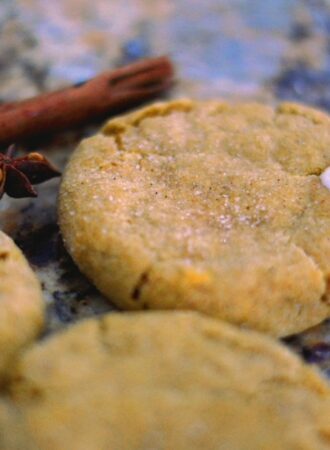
[
  {"xmin": 8, "ymin": 312, "xmax": 330, "ymax": 450},
  {"xmin": 59, "ymin": 99, "xmax": 330, "ymax": 337}
]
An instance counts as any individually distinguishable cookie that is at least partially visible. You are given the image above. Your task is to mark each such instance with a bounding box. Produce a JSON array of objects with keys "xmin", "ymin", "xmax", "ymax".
[
  {"xmin": 59, "ymin": 99, "xmax": 330, "ymax": 336},
  {"xmin": 0, "ymin": 231, "xmax": 44, "ymax": 378},
  {"xmin": 9, "ymin": 311, "xmax": 330, "ymax": 450}
]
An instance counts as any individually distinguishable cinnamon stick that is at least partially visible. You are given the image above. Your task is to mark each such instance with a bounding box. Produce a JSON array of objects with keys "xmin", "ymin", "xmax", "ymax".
[{"xmin": 0, "ymin": 56, "xmax": 174, "ymax": 145}]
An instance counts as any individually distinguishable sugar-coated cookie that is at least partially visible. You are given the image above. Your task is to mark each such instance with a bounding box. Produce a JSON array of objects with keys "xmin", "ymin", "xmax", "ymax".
[
  {"xmin": 0, "ymin": 231, "xmax": 44, "ymax": 378},
  {"xmin": 59, "ymin": 100, "xmax": 330, "ymax": 336},
  {"xmin": 9, "ymin": 312, "xmax": 330, "ymax": 450}
]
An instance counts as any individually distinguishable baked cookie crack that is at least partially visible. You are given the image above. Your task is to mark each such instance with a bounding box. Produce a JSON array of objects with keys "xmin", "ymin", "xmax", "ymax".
[{"xmin": 131, "ymin": 268, "xmax": 150, "ymax": 303}]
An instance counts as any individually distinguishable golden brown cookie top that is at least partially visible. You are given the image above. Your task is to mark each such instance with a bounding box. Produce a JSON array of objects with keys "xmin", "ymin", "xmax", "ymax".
[
  {"xmin": 9, "ymin": 312, "xmax": 330, "ymax": 450},
  {"xmin": 0, "ymin": 231, "xmax": 44, "ymax": 378},
  {"xmin": 59, "ymin": 99, "xmax": 330, "ymax": 336}
]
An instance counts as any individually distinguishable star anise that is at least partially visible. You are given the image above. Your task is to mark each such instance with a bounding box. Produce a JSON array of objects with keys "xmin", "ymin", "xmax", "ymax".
[{"xmin": 0, "ymin": 144, "xmax": 60, "ymax": 200}]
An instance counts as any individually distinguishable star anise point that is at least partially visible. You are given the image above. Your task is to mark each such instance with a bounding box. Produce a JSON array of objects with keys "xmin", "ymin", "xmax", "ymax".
[{"xmin": 0, "ymin": 144, "xmax": 60, "ymax": 200}]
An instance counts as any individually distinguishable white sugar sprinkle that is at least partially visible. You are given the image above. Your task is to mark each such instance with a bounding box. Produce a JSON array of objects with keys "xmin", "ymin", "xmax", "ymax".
[{"xmin": 320, "ymin": 167, "xmax": 330, "ymax": 190}]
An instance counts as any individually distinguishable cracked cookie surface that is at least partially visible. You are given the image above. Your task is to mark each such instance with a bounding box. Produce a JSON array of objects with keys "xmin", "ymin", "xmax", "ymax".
[
  {"xmin": 8, "ymin": 312, "xmax": 330, "ymax": 450},
  {"xmin": 59, "ymin": 99, "xmax": 330, "ymax": 336},
  {"xmin": 0, "ymin": 231, "xmax": 44, "ymax": 378}
]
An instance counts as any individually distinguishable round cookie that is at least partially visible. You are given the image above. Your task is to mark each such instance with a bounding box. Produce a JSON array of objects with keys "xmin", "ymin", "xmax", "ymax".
[
  {"xmin": 9, "ymin": 312, "xmax": 330, "ymax": 450},
  {"xmin": 0, "ymin": 231, "xmax": 44, "ymax": 378},
  {"xmin": 59, "ymin": 99, "xmax": 330, "ymax": 336}
]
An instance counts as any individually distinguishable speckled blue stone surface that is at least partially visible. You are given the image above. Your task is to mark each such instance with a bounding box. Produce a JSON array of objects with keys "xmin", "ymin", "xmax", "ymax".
[{"xmin": 0, "ymin": 0, "xmax": 329, "ymax": 377}]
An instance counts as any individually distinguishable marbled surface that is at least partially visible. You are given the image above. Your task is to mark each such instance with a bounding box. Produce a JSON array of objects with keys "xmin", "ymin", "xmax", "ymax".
[{"xmin": 0, "ymin": 0, "xmax": 329, "ymax": 377}]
